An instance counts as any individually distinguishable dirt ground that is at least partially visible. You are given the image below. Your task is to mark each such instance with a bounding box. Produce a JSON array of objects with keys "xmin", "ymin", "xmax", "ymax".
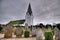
[
  {"xmin": 0, "ymin": 37, "xmax": 36, "ymax": 40},
  {"xmin": 0, "ymin": 34, "xmax": 36, "ymax": 40},
  {"xmin": 0, "ymin": 33, "xmax": 55, "ymax": 40}
]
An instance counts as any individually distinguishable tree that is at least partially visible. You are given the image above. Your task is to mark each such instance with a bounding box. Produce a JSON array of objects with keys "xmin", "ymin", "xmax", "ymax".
[
  {"xmin": 46, "ymin": 24, "xmax": 52, "ymax": 29},
  {"xmin": 0, "ymin": 24, "xmax": 2, "ymax": 31},
  {"xmin": 56, "ymin": 23, "xmax": 60, "ymax": 30},
  {"xmin": 53, "ymin": 25, "xmax": 56, "ymax": 29},
  {"xmin": 39, "ymin": 23, "xmax": 44, "ymax": 28}
]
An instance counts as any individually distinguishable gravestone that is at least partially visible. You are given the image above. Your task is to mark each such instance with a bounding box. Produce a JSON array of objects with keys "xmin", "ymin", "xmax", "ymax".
[
  {"xmin": 25, "ymin": 23, "xmax": 28, "ymax": 30},
  {"xmin": 3, "ymin": 24, "xmax": 13, "ymax": 38},
  {"xmin": 58, "ymin": 31, "xmax": 60, "ymax": 40},
  {"xmin": 31, "ymin": 27, "xmax": 36, "ymax": 37},
  {"xmin": 54, "ymin": 27, "xmax": 60, "ymax": 40},
  {"xmin": 13, "ymin": 27, "xmax": 17, "ymax": 35},
  {"xmin": 36, "ymin": 28, "xmax": 44, "ymax": 40},
  {"xmin": 16, "ymin": 27, "xmax": 23, "ymax": 38}
]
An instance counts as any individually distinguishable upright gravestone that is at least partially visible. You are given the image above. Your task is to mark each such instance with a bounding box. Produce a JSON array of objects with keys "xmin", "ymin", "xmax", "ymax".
[
  {"xmin": 58, "ymin": 30, "xmax": 60, "ymax": 40},
  {"xmin": 3, "ymin": 24, "xmax": 13, "ymax": 38},
  {"xmin": 16, "ymin": 27, "xmax": 23, "ymax": 38},
  {"xmin": 13, "ymin": 27, "xmax": 17, "ymax": 35},
  {"xmin": 31, "ymin": 27, "xmax": 36, "ymax": 37},
  {"xmin": 54, "ymin": 27, "xmax": 59, "ymax": 40},
  {"xmin": 36, "ymin": 28, "xmax": 44, "ymax": 40},
  {"xmin": 25, "ymin": 23, "xmax": 28, "ymax": 30}
]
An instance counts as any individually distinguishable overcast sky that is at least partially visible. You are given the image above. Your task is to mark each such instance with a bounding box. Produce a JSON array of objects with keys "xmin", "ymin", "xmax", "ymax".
[{"xmin": 0, "ymin": 0, "xmax": 60, "ymax": 25}]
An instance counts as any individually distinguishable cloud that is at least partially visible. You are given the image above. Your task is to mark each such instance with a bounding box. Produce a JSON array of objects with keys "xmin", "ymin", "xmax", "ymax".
[{"xmin": 0, "ymin": 0, "xmax": 60, "ymax": 25}]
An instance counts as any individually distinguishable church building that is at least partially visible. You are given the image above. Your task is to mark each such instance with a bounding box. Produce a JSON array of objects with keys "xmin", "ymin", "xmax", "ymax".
[
  {"xmin": 5, "ymin": 3, "xmax": 33, "ymax": 27},
  {"xmin": 25, "ymin": 3, "xmax": 33, "ymax": 26}
]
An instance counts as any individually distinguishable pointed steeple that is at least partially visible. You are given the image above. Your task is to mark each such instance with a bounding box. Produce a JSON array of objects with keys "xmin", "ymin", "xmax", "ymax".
[
  {"xmin": 27, "ymin": 3, "xmax": 32, "ymax": 16},
  {"xmin": 25, "ymin": 3, "xmax": 33, "ymax": 26}
]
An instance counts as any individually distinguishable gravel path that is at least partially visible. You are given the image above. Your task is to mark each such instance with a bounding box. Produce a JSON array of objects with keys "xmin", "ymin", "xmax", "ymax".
[
  {"xmin": 0, "ymin": 37, "xmax": 36, "ymax": 40},
  {"xmin": 0, "ymin": 34, "xmax": 36, "ymax": 40}
]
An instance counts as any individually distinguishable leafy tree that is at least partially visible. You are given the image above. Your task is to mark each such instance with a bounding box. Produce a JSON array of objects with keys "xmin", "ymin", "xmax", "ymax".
[
  {"xmin": 56, "ymin": 23, "xmax": 60, "ymax": 30},
  {"xmin": 39, "ymin": 23, "xmax": 44, "ymax": 28},
  {"xmin": 53, "ymin": 25, "xmax": 56, "ymax": 29},
  {"xmin": 0, "ymin": 24, "xmax": 2, "ymax": 31},
  {"xmin": 46, "ymin": 24, "xmax": 52, "ymax": 29}
]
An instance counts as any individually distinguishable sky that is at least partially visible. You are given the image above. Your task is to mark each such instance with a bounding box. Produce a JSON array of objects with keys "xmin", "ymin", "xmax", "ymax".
[{"xmin": 0, "ymin": 0, "xmax": 60, "ymax": 25}]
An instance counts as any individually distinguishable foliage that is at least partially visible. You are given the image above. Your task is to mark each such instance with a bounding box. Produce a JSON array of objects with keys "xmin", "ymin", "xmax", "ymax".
[
  {"xmin": 46, "ymin": 24, "xmax": 52, "ymax": 29},
  {"xmin": 53, "ymin": 25, "xmax": 56, "ymax": 29},
  {"xmin": 56, "ymin": 23, "xmax": 60, "ymax": 30},
  {"xmin": 45, "ymin": 31, "xmax": 53, "ymax": 40},
  {"xmin": 0, "ymin": 27, "xmax": 2, "ymax": 31},
  {"xmin": 34, "ymin": 23, "xmax": 45, "ymax": 28},
  {"xmin": 0, "ymin": 24, "xmax": 3, "ymax": 31},
  {"xmin": 24, "ymin": 30, "xmax": 30, "ymax": 38},
  {"xmin": 52, "ymin": 30, "xmax": 54, "ymax": 35}
]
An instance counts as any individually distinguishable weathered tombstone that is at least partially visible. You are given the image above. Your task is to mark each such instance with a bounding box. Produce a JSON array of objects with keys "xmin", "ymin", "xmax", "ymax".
[
  {"xmin": 58, "ymin": 31, "xmax": 60, "ymax": 40},
  {"xmin": 31, "ymin": 27, "xmax": 36, "ymax": 37},
  {"xmin": 16, "ymin": 27, "xmax": 23, "ymax": 38},
  {"xmin": 13, "ymin": 27, "xmax": 17, "ymax": 35},
  {"xmin": 54, "ymin": 27, "xmax": 59, "ymax": 40},
  {"xmin": 36, "ymin": 28, "xmax": 44, "ymax": 40},
  {"xmin": 25, "ymin": 23, "xmax": 29, "ymax": 30},
  {"xmin": 3, "ymin": 24, "xmax": 13, "ymax": 38}
]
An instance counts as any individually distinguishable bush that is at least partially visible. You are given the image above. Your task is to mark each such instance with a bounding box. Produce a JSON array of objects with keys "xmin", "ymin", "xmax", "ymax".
[
  {"xmin": 45, "ymin": 32, "xmax": 53, "ymax": 40},
  {"xmin": 24, "ymin": 30, "xmax": 30, "ymax": 38},
  {"xmin": 52, "ymin": 30, "xmax": 54, "ymax": 35},
  {"xmin": 0, "ymin": 27, "xmax": 2, "ymax": 31}
]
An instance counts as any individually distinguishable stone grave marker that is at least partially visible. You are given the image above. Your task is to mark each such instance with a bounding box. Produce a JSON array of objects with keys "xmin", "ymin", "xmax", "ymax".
[
  {"xmin": 54, "ymin": 27, "xmax": 60, "ymax": 40},
  {"xmin": 3, "ymin": 24, "xmax": 13, "ymax": 38},
  {"xmin": 15, "ymin": 27, "xmax": 23, "ymax": 38},
  {"xmin": 36, "ymin": 28, "xmax": 44, "ymax": 40},
  {"xmin": 13, "ymin": 27, "xmax": 17, "ymax": 35},
  {"xmin": 31, "ymin": 27, "xmax": 36, "ymax": 37}
]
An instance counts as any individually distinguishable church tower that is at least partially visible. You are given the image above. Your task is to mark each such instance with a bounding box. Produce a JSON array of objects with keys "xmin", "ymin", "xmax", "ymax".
[{"xmin": 25, "ymin": 3, "xmax": 33, "ymax": 26}]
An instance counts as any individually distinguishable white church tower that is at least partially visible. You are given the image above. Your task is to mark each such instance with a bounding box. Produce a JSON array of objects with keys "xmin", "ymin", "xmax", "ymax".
[{"xmin": 25, "ymin": 3, "xmax": 33, "ymax": 26}]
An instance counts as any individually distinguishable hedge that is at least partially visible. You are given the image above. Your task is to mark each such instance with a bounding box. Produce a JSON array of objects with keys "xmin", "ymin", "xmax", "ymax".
[
  {"xmin": 24, "ymin": 30, "xmax": 30, "ymax": 38},
  {"xmin": 45, "ymin": 31, "xmax": 53, "ymax": 40}
]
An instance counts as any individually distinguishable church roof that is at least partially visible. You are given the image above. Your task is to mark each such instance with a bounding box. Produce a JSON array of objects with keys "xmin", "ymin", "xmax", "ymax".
[
  {"xmin": 7, "ymin": 19, "xmax": 25, "ymax": 25},
  {"xmin": 27, "ymin": 3, "xmax": 32, "ymax": 16}
]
